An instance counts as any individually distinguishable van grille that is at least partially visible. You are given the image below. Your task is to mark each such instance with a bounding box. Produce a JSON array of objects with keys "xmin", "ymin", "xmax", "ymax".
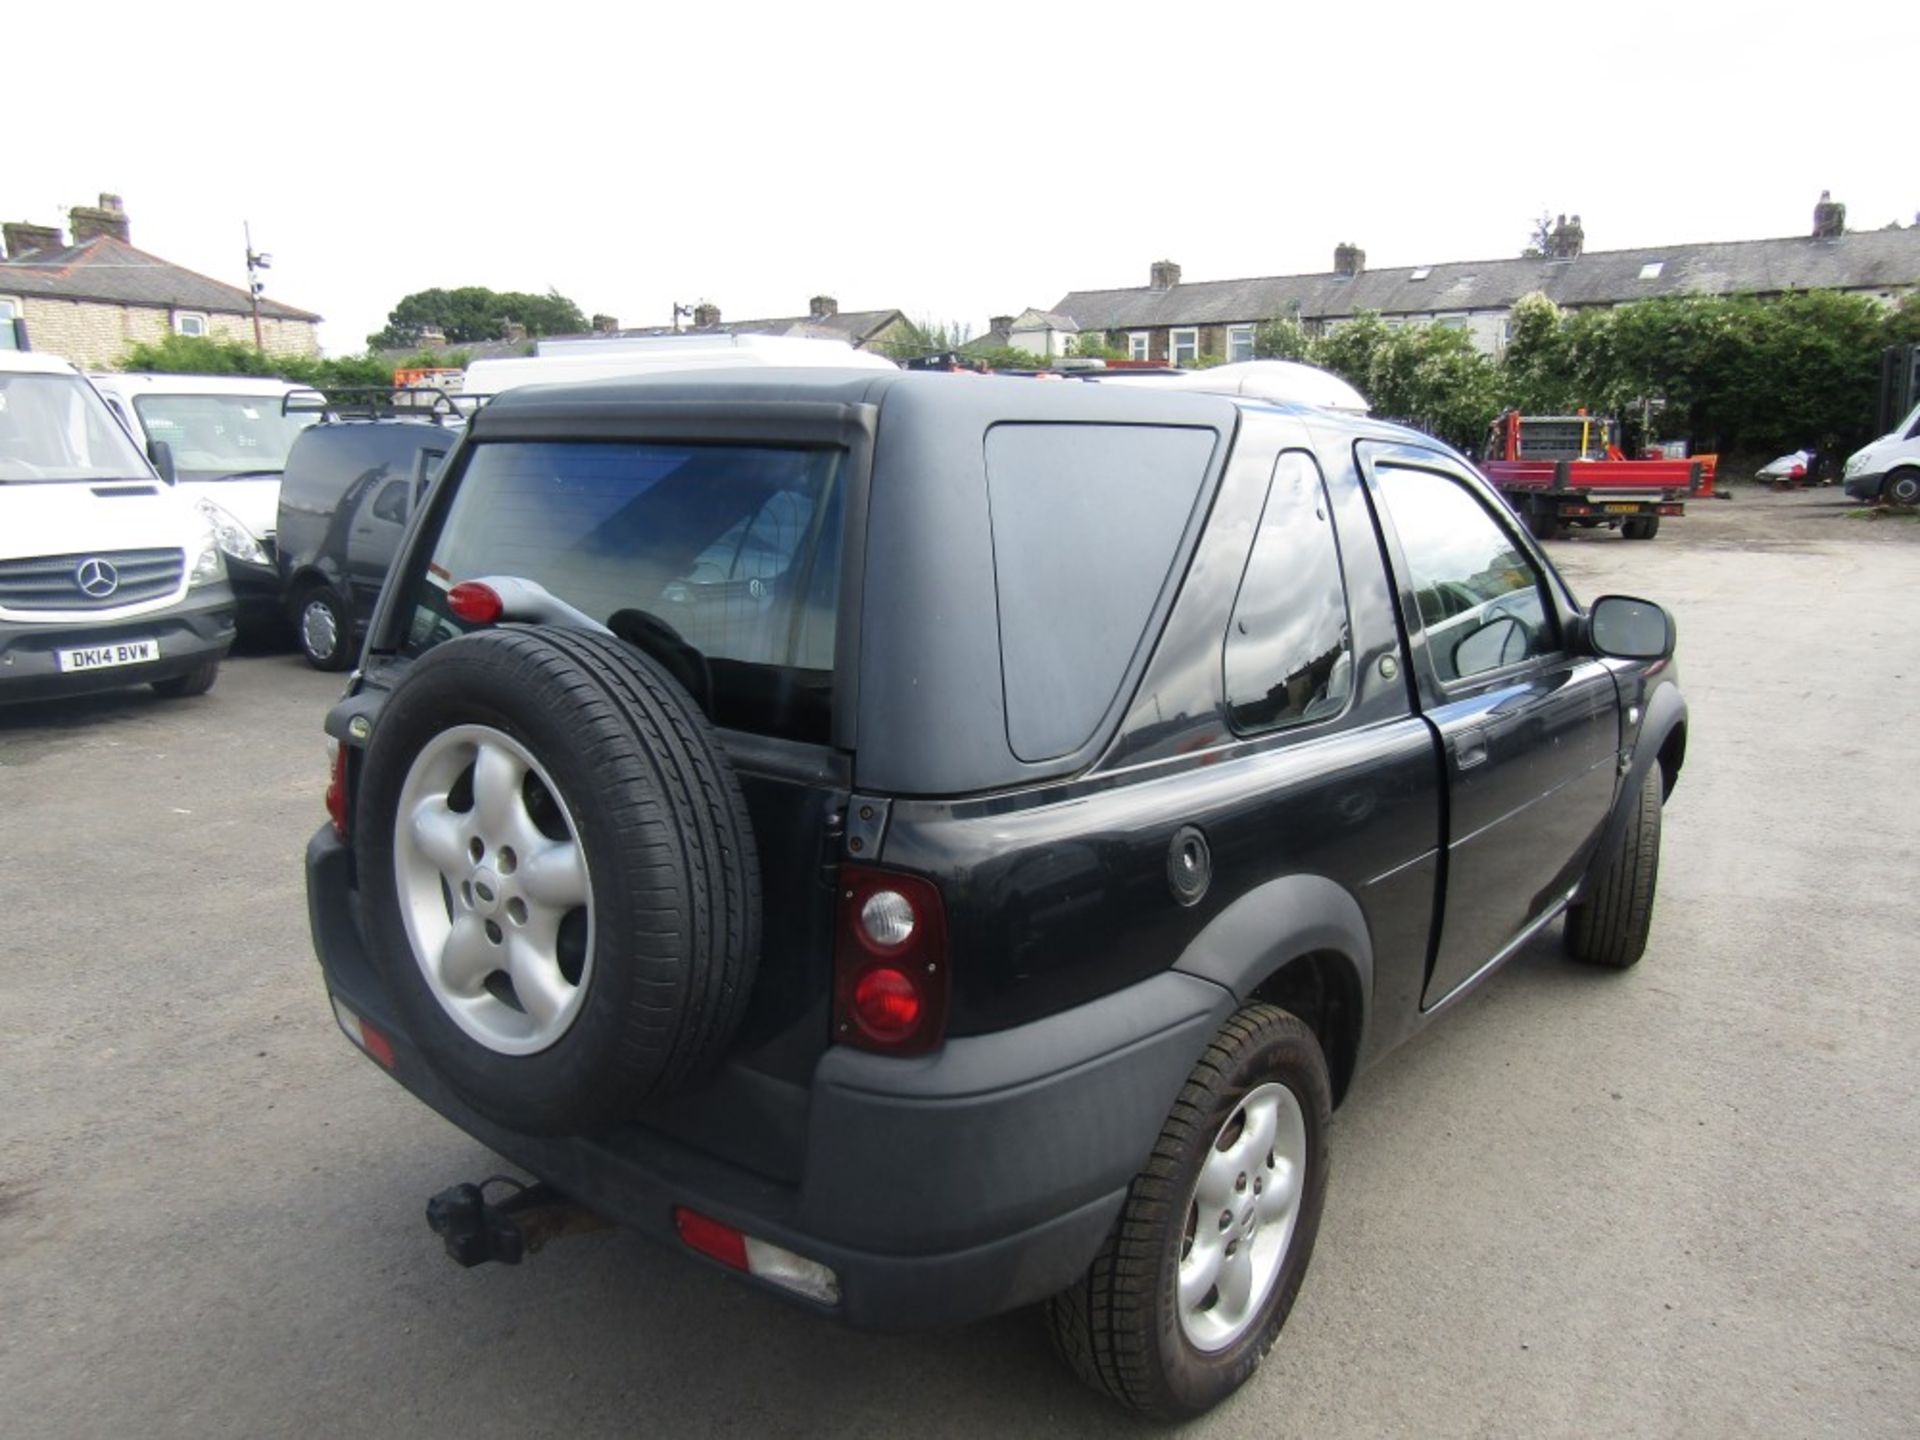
[{"xmin": 0, "ymin": 548, "xmax": 185, "ymax": 611}]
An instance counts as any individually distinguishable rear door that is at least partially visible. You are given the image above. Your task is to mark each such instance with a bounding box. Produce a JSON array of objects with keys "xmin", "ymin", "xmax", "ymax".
[
  {"xmin": 346, "ymin": 476, "xmax": 412, "ymax": 614},
  {"xmin": 1360, "ymin": 443, "xmax": 1620, "ymax": 1006}
]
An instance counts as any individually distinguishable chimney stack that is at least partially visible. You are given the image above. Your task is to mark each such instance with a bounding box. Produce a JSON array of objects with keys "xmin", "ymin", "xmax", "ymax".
[
  {"xmin": 1334, "ymin": 242, "xmax": 1366, "ymax": 277},
  {"xmin": 809, "ymin": 295, "xmax": 839, "ymax": 319},
  {"xmin": 1149, "ymin": 259, "xmax": 1181, "ymax": 291},
  {"xmin": 1548, "ymin": 213, "xmax": 1585, "ymax": 258},
  {"xmin": 1812, "ymin": 190, "xmax": 1846, "ymax": 238},
  {"xmin": 69, "ymin": 192, "xmax": 130, "ymax": 245},
  {"xmin": 2, "ymin": 221, "xmax": 64, "ymax": 260},
  {"xmin": 692, "ymin": 302, "xmax": 722, "ymax": 329}
]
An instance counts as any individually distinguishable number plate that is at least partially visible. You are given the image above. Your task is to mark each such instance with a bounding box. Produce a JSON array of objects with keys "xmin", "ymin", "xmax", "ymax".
[
  {"xmin": 56, "ymin": 639, "xmax": 159, "ymax": 672},
  {"xmin": 1603, "ymin": 503, "xmax": 1642, "ymax": 514}
]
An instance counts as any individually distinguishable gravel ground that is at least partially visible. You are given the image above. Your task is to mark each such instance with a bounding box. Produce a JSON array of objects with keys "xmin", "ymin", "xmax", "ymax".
[{"xmin": 2, "ymin": 488, "xmax": 1915, "ymax": 1438}]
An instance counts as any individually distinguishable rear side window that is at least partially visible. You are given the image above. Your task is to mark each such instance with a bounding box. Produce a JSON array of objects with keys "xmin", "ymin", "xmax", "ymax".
[
  {"xmin": 1225, "ymin": 451, "xmax": 1353, "ymax": 734},
  {"xmin": 985, "ymin": 422, "xmax": 1214, "ymax": 762},
  {"xmin": 400, "ymin": 441, "xmax": 843, "ymax": 742}
]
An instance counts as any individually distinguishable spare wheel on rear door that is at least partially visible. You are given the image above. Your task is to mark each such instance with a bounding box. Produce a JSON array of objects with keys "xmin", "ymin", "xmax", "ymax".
[{"xmin": 355, "ymin": 624, "xmax": 762, "ymax": 1136}]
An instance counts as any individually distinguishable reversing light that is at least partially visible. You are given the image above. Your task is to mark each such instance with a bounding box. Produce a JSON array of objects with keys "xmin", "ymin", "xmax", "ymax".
[
  {"xmin": 447, "ymin": 581, "xmax": 504, "ymax": 625},
  {"xmin": 859, "ymin": 890, "xmax": 915, "ymax": 948},
  {"xmin": 332, "ymin": 995, "xmax": 395, "ymax": 1069}
]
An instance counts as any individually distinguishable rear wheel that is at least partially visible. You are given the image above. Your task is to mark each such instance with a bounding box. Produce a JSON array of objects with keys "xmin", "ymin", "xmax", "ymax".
[
  {"xmin": 296, "ymin": 584, "xmax": 353, "ymax": 671},
  {"xmin": 151, "ymin": 656, "xmax": 219, "ymax": 698},
  {"xmin": 1885, "ymin": 469, "xmax": 1920, "ymax": 506},
  {"xmin": 1528, "ymin": 505, "xmax": 1562, "ymax": 541},
  {"xmin": 1046, "ymin": 1004, "xmax": 1331, "ymax": 1418},
  {"xmin": 1621, "ymin": 515, "xmax": 1660, "ymax": 540}
]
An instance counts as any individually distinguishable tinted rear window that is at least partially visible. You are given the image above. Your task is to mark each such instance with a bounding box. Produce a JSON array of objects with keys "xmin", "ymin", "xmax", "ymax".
[{"xmin": 399, "ymin": 441, "xmax": 843, "ymax": 742}]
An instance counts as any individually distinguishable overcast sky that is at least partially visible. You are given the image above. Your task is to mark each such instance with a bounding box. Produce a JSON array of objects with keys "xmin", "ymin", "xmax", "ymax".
[{"xmin": 10, "ymin": 1, "xmax": 1913, "ymax": 356}]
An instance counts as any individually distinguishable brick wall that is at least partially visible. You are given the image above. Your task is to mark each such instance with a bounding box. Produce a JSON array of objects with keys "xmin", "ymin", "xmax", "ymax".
[{"xmin": 15, "ymin": 296, "xmax": 319, "ymax": 368}]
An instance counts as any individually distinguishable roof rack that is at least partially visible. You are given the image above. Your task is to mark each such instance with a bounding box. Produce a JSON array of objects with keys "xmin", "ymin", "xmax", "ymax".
[{"xmin": 282, "ymin": 385, "xmax": 483, "ymax": 423}]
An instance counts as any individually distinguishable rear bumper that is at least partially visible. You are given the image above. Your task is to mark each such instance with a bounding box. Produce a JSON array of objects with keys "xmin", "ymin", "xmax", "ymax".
[
  {"xmin": 307, "ymin": 826, "xmax": 1232, "ymax": 1329},
  {"xmin": 0, "ymin": 586, "xmax": 234, "ymax": 701}
]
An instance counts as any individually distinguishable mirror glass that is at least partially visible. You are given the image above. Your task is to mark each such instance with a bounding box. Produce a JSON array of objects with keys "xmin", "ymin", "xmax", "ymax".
[{"xmin": 1589, "ymin": 595, "xmax": 1671, "ymax": 659}]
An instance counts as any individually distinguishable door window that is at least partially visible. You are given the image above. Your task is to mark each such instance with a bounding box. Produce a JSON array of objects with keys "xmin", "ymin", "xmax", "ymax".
[
  {"xmin": 1224, "ymin": 451, "xmax": 1353, "ymax": 734},
  {"xmin": 371, "ymin": 479, "xmax": 410, "ymax": 524},
  {"xmin": 1375, "ymin": 465, "xmax": 1557, "ymax": 684}
]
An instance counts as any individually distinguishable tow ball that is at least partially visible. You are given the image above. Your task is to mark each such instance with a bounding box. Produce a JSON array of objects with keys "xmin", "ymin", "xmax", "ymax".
[{"xmin": 425, "ymin": 1178, "xmax": 609, "ymax": 1267}]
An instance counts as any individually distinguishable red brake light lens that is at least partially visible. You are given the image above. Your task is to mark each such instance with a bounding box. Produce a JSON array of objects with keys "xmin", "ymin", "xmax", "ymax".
[
  {"xmin": 325, "ymin": 741, "xmax": 350, "ymax": 839},
  {"xmin": 833, "ymin": 865, "xmax": 948, "ymax": 1055},
  {"xmin": 447, "ymin": 581, "xmax": 503, "ymax": 625},
  {"xmin": 674, "ymin": 1207, "xmax": 748, "ymax": 1271}
]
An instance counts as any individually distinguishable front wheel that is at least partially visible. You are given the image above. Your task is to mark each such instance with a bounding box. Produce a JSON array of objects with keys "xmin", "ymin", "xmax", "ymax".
[
  {"xmin": 1046, "ymin": 1004, "xmax": 1331, "ymax": 1418},
  {"xmin": 1565, "ymin": 767, "xmax": 1663, "ymax": 968},
  {"xmin": 151, "ymin": 656, "xmax": 220, "ymax": 698},
  {"xmin": 1885, "ymin": 469, "xmax": 1920, "ymax": 506}
]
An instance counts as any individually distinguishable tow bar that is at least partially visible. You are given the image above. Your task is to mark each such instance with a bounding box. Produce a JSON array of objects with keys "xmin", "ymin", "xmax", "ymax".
[{"xmin": 425, "ymin": 1178, "xmax": 609, "ymax": 1267}]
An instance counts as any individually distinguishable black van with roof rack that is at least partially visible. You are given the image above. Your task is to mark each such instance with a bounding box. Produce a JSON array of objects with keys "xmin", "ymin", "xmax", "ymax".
[
  {"xmin": 273, "ymin": 387, "xmax": 466, "ymax": 668},
  {"xmin": 306, "ymin": 366, "xmax": 1687, "ymax": 1417}
]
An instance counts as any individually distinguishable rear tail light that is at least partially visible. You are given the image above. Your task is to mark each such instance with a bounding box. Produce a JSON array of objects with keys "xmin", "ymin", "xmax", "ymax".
[
  {"xmin": 673, "ymin": 1207, "xmax": 840, "ymax": 1305},
  {"xmin": 832, "ymin": 865, "xmax": 949, "ymax": 1055},
  {"xmin": 325, "ymin": 740, "xmax": 350, "ymax": 839}
]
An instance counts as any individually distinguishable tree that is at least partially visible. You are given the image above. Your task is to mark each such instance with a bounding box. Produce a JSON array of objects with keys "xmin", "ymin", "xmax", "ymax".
[
  {"xmin": 119, "ymin": 334, "xmax": 399, "ymax": 398},
  {"xmin": 1252, "ymin": 315, "xmax": 1312, "ymax": 361},
  {"xmin": 874, "ymin": 317, "xmax": 975, "ymax": 361},
  {"xmin": 368, "ymin": 286, "xmax": 588, "ymax": 348},
  {"xmin": 1521, "ymin": 211, "xmax": 1555, "ymax": 258},
  {"xmin": 1069, "ymin": 329, "xmax": 1129, "ymax": 360}
]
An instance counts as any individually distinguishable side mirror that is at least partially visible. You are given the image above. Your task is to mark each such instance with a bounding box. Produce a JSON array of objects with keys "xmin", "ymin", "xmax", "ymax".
[
  {"xmin": 147, "ymin": 437, "xmax": 177, "ymax": 484},
  {"xmin": 1587, "ymin": 594, "xmax": 1673, "ymax": 660}
]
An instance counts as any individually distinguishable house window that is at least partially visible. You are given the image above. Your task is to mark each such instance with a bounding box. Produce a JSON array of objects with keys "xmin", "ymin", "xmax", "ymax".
[
  {"xmin": 1638, "ymin": 261, "xmax": 1664, "ymax": 280},
  {"xmin": 1410, "ymin": 266, "xmax": 1433, "ymax": 281},
  {"xmin": 1171, "ymin": 328, "xmax": 1199, "ymax": 366},
  {"xmin": 174, "ymin": 311, "xmax": 210, "ymax": 338},
  {"xmin": 1128, "ymin": 332, "xmax": 1150, "ymax": 361},
  {"xmin": 1228, "ymin": 325, "xmax": 1255, "ymax": 364},
  {"xmin": 0, "ymin": 297, "xmax": 19, "ymax": 319},
  {"xmin": 1435, "ymin": 314, "xmax": 1468, "ymax": 331}
]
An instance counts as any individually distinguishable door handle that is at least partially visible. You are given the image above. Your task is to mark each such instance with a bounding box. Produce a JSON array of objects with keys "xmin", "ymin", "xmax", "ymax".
[{"xmin": 1456, "ymin": 731, "xmax": 1489, "ymax": 770}]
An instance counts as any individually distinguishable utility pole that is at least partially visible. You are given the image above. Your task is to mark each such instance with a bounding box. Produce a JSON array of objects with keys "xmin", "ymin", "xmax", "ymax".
[
  {"xmin": 672, "ymin": 302, "xmax": 694, "ymax": 333},
  {"xmin": 244, "ymin": 222, "xmax": 272, "ymax": 351}
]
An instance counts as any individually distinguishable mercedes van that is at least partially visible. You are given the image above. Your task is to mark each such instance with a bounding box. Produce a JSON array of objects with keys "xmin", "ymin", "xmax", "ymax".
[{"xmin": 0, "ymin": 352, "xmax": 233, "ymax": 701}]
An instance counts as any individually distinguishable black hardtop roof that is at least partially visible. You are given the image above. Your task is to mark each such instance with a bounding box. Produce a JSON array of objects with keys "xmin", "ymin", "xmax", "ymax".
[{"xmin": 469, "ymin": 366, "xmax": 1247, "ymax": 436}]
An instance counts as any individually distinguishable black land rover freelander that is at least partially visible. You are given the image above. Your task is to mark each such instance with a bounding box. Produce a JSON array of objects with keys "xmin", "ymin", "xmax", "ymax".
[{"xmin": 307, "ymin": 368, "xmax": 1685, "ymax": 1417}]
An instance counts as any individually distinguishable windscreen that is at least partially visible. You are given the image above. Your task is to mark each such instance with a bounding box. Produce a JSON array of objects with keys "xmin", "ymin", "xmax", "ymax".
[
  {"xmin": 0, "ymin": 372, "xmax": 153, "ymax": 482},
  {"xmin": 132, "ymin": 393, "xmax": 316, "ymax": 479},
  {"xmin": 400, "ymin": 440, "xmax": 844, "ymax": 742}
]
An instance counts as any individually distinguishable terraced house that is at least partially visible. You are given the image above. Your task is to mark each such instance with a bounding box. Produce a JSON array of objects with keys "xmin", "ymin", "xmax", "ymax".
[
  {"xmin": 0, "ymin": 194, "xmax": 321, "ymax": 367},
  {"xmin": 1052, "ymin": 196, "xmax": 1920, "ymax": 364}
]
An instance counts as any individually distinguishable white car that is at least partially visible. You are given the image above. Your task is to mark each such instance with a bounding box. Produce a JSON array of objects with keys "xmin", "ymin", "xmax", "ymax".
[
  {"xmin": 461, "ymin": 332, "xmax": 897, "ymax": 398},
  {"xmin": 89, "ymin": 372, "xmax": 315, "ymax": 633},
  {"xmin": 0, "ymin": 351, "xmax": 232, "ymax": 701},
  {"xmin": 1843, "ymin": 400, "xmax": 1920, "ymax": 504}
]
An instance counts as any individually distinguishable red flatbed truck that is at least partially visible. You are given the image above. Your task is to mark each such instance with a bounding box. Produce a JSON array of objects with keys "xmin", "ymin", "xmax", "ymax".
[{"xmin": 1481, "ymin": 410, "xmax": 1701, "ymax": 540}]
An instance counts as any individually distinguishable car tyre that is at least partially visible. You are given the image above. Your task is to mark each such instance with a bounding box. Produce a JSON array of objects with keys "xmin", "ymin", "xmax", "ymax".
[
  {"xmin": 296, "ymin": 584, "xmax": 353, "ymax": 671},
  {"xmin": 1565, "ymin": 767, "xmax": 1663, "ymax": 968},
  {"xmin": 1045, "ymin": 1004, "xmax": 1331, "ymax": 1419},
  {"xmin": 1885, "ymin": 469, "xmax": 1920, "ymax": 506},
  {"xmin": 355, "ymin": 625, "xmax": 761, "ymax": 1136},
  {"xmin": 1621, "ymin": 516, "xmax": 1660, "ymax": 540},
  {"xmin": 151, "ymin": 656, "xmax": 220, "ymax": 698},
  {"xmin": 1528, "ymin": 506, "xmax": 1562, "ymax": 541}
]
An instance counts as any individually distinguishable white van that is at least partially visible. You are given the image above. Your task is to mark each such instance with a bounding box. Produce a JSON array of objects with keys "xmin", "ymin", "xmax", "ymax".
[
  {"xmin": 0, "ymin": 352, "xmax": 233, "ymax": 701},
  {"xmin": 89, "ymin": 373, "xmax": 314, "ymax": 632},
  {"xmin": 461, "ymin": 332, "xmax": 896, "ymax": 398},
  {"xmin": 1843, "ymin": 400, "xmax": 1920, "ymax": 504}
]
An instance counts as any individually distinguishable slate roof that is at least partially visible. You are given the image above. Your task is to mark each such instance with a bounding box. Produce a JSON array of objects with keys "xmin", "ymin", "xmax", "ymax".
[
  {"xmin": 1056, "ymin": 230, "xmax": 1920, "ymax": 330},
  {"xmin": 0, "ymin": 235, "xmax": 321, "ymax": 321},
  {"xmin": 1010, "ymin": 307, "xmax": 1079, "ymax": 333}
]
